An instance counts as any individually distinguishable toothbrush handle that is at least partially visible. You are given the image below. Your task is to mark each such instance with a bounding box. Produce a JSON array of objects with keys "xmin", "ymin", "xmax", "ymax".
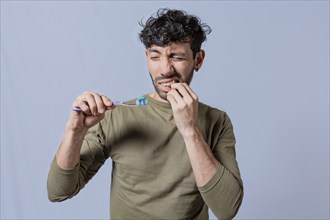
[
  {"xmin": 72, "ymin": 101, "xmax": 121, "ymax": 111},
  {"xmin": 112, "ymin": 101, "xmax": 122, "ymax": 105},
  {"xmin": 72, "ymin": 107, "xmax": 82, "ymax": 111}
]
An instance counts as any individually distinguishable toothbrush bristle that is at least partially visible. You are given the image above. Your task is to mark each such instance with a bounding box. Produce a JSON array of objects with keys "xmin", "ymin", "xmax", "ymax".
[{"xmin": 136, "ymin": 96, "xmax": 148, "ymax": 106}]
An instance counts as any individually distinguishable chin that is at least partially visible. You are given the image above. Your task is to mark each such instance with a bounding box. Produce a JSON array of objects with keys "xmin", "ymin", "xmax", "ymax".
[
  {"xmin": 153, "ymin": 87, "xmax": 169, "ymax": 101},
  {"xmin": 158, "ymin": 91, "xmax": 169, "ymax": 101}
]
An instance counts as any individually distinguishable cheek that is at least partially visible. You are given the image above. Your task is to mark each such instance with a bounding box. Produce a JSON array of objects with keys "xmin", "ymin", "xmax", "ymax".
[
  {"xmin": 147, "ymin": 62, "xmax": 158, "ymax": 76},
  {"xmin": 174, "ymin": 63, "xmax": 193, "ymax": 76}
]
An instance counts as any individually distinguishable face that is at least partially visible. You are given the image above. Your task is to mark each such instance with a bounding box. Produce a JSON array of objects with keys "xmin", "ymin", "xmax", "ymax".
[{"xmin": 146, "ymin": 42, "xmax": 205, "ymax": 102}]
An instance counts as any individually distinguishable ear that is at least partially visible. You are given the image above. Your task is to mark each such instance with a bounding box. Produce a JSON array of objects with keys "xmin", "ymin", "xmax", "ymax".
[{"xmin": 194, "ymin": 50, "xmax": 205, "ymax": 72}]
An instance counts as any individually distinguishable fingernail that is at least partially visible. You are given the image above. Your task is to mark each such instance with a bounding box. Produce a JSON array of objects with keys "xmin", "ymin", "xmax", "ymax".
[
  {"xmin": 107, "ymin": 103, "xmax": 114, "ymax": 108},
  {"xmin": 99, "ymin": 108, "xmax": 105, "ymax": 113}
]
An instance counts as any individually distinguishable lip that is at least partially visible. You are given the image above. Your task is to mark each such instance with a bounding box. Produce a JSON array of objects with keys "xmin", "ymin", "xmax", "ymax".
[
  {"xmin": 158, "ymin": 80, "xmax": 179, "ymax": 90},
  {"xmin": 161, "ymin": 85, "xmax": 172, "ymax": 92},
  {"xmin": 157, "ymin": 78, "xmax": 180, "ymax": 84},
  {"xmin": 157, "ymin": 79, "xmax": 179, "ymax": 93}
]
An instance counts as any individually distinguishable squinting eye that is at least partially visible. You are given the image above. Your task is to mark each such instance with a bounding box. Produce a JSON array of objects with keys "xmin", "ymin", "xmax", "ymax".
[
  {"xmin": 150, "ymin": 57, "xmax": 159, "ymax": 60},
  {"xmin": 172, "ymin": 57, "xmax": 184, "ymax": 61}
]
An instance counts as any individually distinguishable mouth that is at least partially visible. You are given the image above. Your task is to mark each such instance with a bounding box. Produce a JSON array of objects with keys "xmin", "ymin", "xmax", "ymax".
[{"xmin": 158, "ymin": 79, "xmax": 180, "ymax": 87}]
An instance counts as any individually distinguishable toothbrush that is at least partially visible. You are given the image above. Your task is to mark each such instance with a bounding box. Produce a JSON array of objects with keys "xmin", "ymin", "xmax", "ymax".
[{"xmin": 72, "ymin": 96, "xmax": 148, "ymax": 111}]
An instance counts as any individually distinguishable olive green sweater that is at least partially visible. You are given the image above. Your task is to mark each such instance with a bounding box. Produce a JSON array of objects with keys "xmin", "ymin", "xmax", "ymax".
[{"xmin": 47, "ymin": 95, "xmax": 243, "ymax": 219}]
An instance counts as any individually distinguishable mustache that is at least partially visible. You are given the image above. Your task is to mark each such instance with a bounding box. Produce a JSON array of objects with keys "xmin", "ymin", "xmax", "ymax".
[{"xmin": 155, "ymin": 72, "xmax": 180, "ymax": 82}]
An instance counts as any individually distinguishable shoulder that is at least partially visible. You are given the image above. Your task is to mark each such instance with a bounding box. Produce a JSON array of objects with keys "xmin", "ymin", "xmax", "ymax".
[
  {"xmin": 198, "ymin": 101, "xmax": 234, "ymax": 133},
  {"xmin": 198, "ymin": 102, "xmax": 229, "ymax": 119}
]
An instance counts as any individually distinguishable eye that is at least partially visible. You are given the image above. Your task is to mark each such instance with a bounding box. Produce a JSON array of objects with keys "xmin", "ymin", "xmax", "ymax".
[
  {"xmin": 149, "ymin": 55, "xmax": 160, "ymax": 61},
  {"xmin": 171, "ymin": 57, "xmax": 184, "ymax": 62}
]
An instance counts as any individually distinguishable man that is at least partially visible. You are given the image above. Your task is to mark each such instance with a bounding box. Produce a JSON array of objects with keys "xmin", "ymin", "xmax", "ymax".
[{"xmin": 47, "ymin": 8, "xmax": 243, "ymax": 219}]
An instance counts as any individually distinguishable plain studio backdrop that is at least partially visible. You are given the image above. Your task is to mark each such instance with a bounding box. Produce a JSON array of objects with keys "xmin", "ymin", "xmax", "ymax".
[{"xmin": 1, "ymin": 1, "xmax": 329, "ymax": 219}]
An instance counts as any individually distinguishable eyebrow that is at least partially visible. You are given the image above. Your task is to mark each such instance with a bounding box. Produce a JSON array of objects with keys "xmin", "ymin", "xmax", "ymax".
[
  {"xmin": 147, "ymin": 49, "xmax": 187, "ymax": 57},
  {"xmin": 170, "ymin": 52, "xmax": 186, "ymax": 57},
  {"xmin": 147, "ymin": 49, "xmax": 161, "ymax": 54}
]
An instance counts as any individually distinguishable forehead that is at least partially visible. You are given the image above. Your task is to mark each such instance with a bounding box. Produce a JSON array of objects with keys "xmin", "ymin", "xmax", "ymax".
[{"xmin": 147, "ymin": 42, "xmax": 192, "ymax": 55}]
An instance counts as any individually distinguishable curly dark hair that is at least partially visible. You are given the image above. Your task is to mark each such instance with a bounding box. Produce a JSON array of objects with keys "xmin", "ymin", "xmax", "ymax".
[{"xmin": 139, "ymin": 8, "xmax": 212, "ymax": 58}]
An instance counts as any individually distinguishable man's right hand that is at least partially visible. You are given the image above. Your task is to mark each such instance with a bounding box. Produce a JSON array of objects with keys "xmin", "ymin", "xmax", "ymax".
[
  {"xmin": 56, "ymin": 91, "xmax": 115, "ymax": 170},
  {"xmin": 67, "ymin": 91, "xmax": 115, "ymax": 132}
]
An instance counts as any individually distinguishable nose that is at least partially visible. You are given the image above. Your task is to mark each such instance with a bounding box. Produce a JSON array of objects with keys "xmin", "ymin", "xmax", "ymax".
[{"xmin": 160, "ymin": 58, "xmax": 174, "ymax": 75}]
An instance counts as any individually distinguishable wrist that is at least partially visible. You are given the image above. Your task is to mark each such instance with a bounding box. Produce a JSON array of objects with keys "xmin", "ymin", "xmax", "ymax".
[
  {"xmin": 65, "ymin": 121, "xmax": 88, "ymax": 139},
  {"xmin": 180, "ymin": 125, "xmax": 203, "ymax": 140},
  {"xmin": 56, "ymin": 124, "xmax": 87, "ymax": 170}
]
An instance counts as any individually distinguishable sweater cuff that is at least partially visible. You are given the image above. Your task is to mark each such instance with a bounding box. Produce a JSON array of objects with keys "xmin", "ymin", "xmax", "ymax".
[
  {"xmin": 198, "ymin": 163, "xmax": 225, "ymax": 193},
  {"xmin": 52, "ymin": 156, "xmax": 80, "ymax": 175}
]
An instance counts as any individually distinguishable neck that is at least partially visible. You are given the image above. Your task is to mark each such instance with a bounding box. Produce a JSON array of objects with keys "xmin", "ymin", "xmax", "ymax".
[{"xmin": 149, "ymin": 91, "xmax": 170, "ymax": 103}]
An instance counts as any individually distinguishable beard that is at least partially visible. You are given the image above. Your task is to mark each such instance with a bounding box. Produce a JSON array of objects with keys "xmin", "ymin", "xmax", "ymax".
[{"xmin": 149, "ymin": 67, "xmax": 195, "ymax": 101}]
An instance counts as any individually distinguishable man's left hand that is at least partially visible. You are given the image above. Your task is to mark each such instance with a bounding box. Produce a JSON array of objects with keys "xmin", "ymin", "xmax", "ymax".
[{"xmin": 167, "ymin": 83, "xmax": 199, "ymax": 137}]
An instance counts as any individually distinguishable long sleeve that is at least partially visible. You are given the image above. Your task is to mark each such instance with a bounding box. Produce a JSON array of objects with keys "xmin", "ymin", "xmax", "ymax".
[
  {"xmin": 47, "ymin": 97, "xmax": 243, "ymax": 219},
  {"xmin": 47, "ymin": 121, "xmax": 110, "ymax": 202},
  {"xmin": 198, "ymin": 112, "xmax": 243, "ymax": 219}
]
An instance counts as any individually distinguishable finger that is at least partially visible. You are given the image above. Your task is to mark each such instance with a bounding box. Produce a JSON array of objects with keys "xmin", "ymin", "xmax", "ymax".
[
  {"xmin": 166, "ymin": 92, "xmax": 178, "ymax": 105},
  {"xmin": 72, "ymin": 100, "xmax": 92, "ymax": 115},
  {"xmin": 168, "ymin": 89, "xmax": 185, "ymax": 106},
  {"xmin": 84, "ymin": 93, "xmax": 98, "ymax": 115},
  {"xmin": 181, "ymin": 83, "xmax": 198, "ymax": 101},
  {"xmin": 170, "ymin": 83, "xmax": 195, "ymax": 105},
  {"xmin": 170, "ymin": 83, "xmax": 190, "ymax": 99},
  {"xmin": 84, "ymin": 112, "xmax": 105, "ymax": 126},
  {"xmin": 101, "ymin": 95, "xmax": 115, "ymax": 110},
  {"xmin": 92, "ymin": 93, "xmax": 106, "ymax": 114}
]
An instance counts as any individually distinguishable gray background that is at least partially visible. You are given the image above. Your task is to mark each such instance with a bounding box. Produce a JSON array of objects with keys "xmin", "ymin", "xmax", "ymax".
[{"xmin": 1, "ymin": 1, "xmax": 329, "ymax": 219}]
